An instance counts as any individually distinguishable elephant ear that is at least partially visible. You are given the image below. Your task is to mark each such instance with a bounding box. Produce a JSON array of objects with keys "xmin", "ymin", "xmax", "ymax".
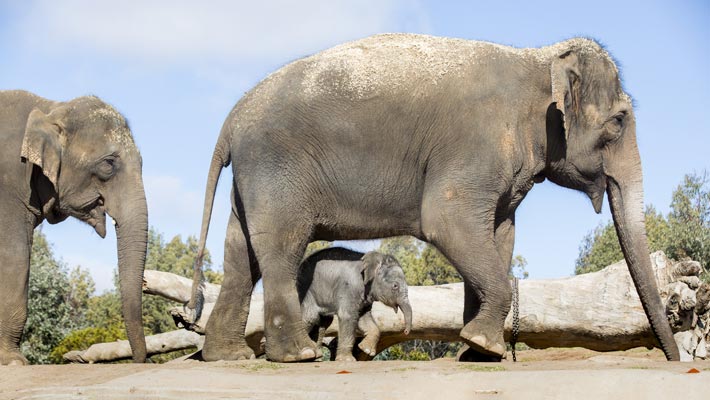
[
  {"xmin": 551, "ymin": 50, "xmax": 581, "ymax": 140},
  {"xmin": 360, "ymin": 252, "xmax": 384, "ymax": 287},
  {"xmin": 21, "ymin": 107, "xmax": 68, "ymax": 189}
]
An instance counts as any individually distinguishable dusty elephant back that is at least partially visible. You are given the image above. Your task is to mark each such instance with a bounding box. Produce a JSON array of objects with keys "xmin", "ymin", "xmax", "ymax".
[
  {"xmin": 230, "ymin": 33, "xmax": 520, "ymax": 130},
  {"xmin": 231, "ymin": 34, "xmax": 616, "ymax": 122}
]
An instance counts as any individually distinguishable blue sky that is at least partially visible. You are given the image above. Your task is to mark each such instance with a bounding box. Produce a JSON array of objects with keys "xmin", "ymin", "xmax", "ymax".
[{"xmin": 1, "ymin": 1, "xmax": 708, "ymax": 293}]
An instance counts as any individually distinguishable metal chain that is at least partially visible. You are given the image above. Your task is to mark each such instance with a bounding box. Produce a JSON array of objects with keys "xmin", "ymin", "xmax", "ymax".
[{"xmin": 510, "ymin": 277, "xmax": 520, "ymax": 362}]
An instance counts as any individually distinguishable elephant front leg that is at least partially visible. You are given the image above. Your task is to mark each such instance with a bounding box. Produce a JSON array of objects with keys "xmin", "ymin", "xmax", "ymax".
[
  {"xmin": 335, "ymin": 307, "xmax": 359, "ymax": 362},
  {"xmin": 423, "ymin": 198, "xmax": 510, "ymax": 359},
  {"xmin": 356, "ymin": 311, "xmax": 380, "ymax": 357},
  {"xmin": 458, "ymin": 215, "xmax": 516, "ymax": 362},
  {"xmin": 0, "ymin": 212, "xmax": 32, "ymax": 365}
]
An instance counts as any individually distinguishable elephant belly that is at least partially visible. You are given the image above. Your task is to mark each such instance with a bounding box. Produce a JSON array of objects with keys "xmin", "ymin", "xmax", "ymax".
[{"xmin": 313, "ymin": 203, "xmax": 422, "ymax": 241}]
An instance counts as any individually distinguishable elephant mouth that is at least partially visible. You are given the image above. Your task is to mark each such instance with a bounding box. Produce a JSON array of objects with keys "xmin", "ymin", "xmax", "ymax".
[
  {"xmin": 44, "ymin": 204, "xmax": 69, "ymax": 224},
  {"xmin": 88, "ymin": 205, "xmax": 108, "ymax": 238},
  {"xmin": 586, "ymin": 176, "xmax": 608, "ymax": 214},
  {"xmin": 73, "ymin": 196, "xmax": 108, "ymax": 238}
]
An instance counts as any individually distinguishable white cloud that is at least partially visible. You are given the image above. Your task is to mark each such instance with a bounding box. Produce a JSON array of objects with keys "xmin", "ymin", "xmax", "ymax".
[{"xmin": 17, "ymin": 0, "xmax": 430, "ymax": 66}]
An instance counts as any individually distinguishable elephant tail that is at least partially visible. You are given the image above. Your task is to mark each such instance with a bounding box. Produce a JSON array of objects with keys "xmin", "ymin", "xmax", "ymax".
[{"xmin": 186, "ymin": 125, "xmax": 232, "ymax": 325}]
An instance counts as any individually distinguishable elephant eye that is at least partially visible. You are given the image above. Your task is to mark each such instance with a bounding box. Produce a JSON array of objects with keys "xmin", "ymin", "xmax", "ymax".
[
  {"xmin": 95, "ymin": 156, "xmax": 118, "ymax": 180},
  {"xmin": 392, "ymin": 282, "xmax": 399, "ymax": 291},
  {"xmin": 609, "ymin": 112, "xmax": 626, "ymax": 130},
  {"xmin": 602, "ymin": 112, "xmax": 626, "ymax": 144}
]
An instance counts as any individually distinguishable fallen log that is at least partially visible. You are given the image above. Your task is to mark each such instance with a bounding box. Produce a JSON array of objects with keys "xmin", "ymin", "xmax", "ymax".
[
  {"xmin": 66, "ymin": 251, "xmax": 710, "ymax": 362},
  {"xmin": 63, "ymin": 329, "xmax": 203, "ymax": 363},
  {"xmin": 142, "ymin": 269, "xmax": 221, "ymax": 304}
]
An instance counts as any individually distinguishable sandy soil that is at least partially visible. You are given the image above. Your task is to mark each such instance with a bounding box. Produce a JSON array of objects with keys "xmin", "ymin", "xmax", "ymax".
[{"xmin": 1, "ymin": 348, "xmax": 708, "ymax": 400}]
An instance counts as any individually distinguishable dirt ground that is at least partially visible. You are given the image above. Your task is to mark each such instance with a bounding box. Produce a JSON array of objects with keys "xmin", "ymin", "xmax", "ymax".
[{"xmin": 1, "ymin": 348, "xmax": 708, "ymax": 400}]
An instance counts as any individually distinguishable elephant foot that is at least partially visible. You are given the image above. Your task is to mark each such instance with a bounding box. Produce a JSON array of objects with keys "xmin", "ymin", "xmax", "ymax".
[
  {"xmin": 456, "ymin": 344, "xmax": 503, "ymax": 362},
  {"xmin": 268, "ymin": 346, "xmax": 320, "ymax": 363},
  {"xmin": 335, "ymin": 353, "xmax": 356, "ymax": 362},
  {"xmin": 460, "ymin": 323, "xmax": 506, "ymax": 359},
  {"xmin": 202, "ymin": 340, "xmax": 256, "ymax": 362},
  {"xmin": 264, "ymin": 333, "xmax": 320, "ymax": 363},
  {"xmin": 357, "ymin": 339, "xmax": 378, "ymax": 357},
  {"xmin": 0, "ymin": 349, "xmax": 28, "ymax": 366}
]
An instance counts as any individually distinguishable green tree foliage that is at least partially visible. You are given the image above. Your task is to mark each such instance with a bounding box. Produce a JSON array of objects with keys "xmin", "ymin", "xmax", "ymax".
[
  {"xmin": 84, "ymin": 291, "xmax": 124, "ymax": 330},
  {"xmin": 666, "ymin": 172, "xmax": 710, "ymax": 271},
  {"xmin": 375, "ymin": 343, "xmax": 431, "ymax": 361},
  {"xmin": 574, "ymin": 205, "xmax": 670, "ymax": 275},
  {"xmin": 576, "ymin": 172, "xmax": 709, "ymax": 277},
  {"xmin": 510, "ymin": 255, "xmax": 529, "ymax": 280},
  {"xmin": 379, "ymin": 236, "xmax": 461, "ymax": 286},
  {"xmin": 67, "ymin": 265, "xmax": 96, "ymax": 328},
  {"xmin": 52, "ymin": 293, "xmax": 127, "ymax": 364},
  {"xmin": 576, "ymin": 206, "xmax": 672, "ymax": 275},
  {"xmin": 576, "ymin": 223, "xmax": 622, "ymax": 276},
  {"xmin": 50, "ymin": 325, "xmax": 126, "ymax": 364},
  {"xmin": 142, "ymin": 229, "xmax": 213, "ymax": 335},
  {"xmin": 21, "ymin": 231, "xmax": 76, "ymax": 364}
]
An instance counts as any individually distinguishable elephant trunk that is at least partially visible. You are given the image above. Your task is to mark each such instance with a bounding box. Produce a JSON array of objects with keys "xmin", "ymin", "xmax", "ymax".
[
  {"xmin": 108, "ymin": 174, "xmax": 148, "ymax": 363},
  {"xmin": 607, "ymin": 173, "xmax": 679, "ymax": 361},
  {"xmin": 398, "ymin": 296, "xmax": 413, "ymax": 335}
]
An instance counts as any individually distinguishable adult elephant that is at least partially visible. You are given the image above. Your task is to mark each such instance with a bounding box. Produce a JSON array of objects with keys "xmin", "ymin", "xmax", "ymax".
[
  {"xmin": 0, "ymin": 91, "xmax": 148, "ymax": 365},
  {"xmin": 190, "ymin": 34, "xmax": 680, "ymax": 362}
]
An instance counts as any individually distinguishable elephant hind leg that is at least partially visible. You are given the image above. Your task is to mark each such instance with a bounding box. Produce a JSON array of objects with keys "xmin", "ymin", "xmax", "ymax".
[
  {"xmin": 252, "ymin": 221, "xmax": 320, "ymax": 362},
  {"xmin": 202, "ymin": 210, "xmax": 261, "ymax": 361}
]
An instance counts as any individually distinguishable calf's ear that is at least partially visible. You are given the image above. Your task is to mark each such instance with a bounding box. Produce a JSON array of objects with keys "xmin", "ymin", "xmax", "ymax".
[{"xmin": 360, "ymin": 252, "xmax": 384, "ymax": 286}]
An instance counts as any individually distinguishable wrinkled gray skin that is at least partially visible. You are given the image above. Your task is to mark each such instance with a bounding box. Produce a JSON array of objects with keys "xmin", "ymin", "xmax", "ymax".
[
  {"xmin": 298, "ymin": 248, "xmax": 412, "ymax": 361},
  {"xmin": 0, "ymin": 90, "xmax": 148, "ymax": 365},
  {"xmin": 189, "ymin": 34, "xmax": 679, "ymax": 362}
]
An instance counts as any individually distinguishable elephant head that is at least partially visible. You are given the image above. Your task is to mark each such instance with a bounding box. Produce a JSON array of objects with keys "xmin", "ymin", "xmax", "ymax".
[
  {"xmin": 362, "ymin": 252, "xmax": 412, "ymax": 335},
  {"xmin": 21, "ymin": 96, "xmax": 148, "ymax": 362},
  {"xmin": 544, "ymin": 40, "xmax": 679, "ymax": 360}
]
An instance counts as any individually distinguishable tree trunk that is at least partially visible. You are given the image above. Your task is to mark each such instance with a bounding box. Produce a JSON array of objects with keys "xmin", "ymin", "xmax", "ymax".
[{"xmin": 67, "ymin": 252, "xmax": 709, "ymax": 362}]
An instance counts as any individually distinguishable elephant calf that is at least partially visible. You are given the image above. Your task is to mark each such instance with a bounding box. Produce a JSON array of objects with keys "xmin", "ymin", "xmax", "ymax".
[{"xmin": 297, "ymin": 248, "xmax": 412, "ymax": 361}]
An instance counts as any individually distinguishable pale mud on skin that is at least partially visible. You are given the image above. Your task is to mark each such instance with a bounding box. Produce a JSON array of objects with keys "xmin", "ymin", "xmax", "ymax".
[
  {"xmin": 303, "ymin": 34, "xmax": 615, "ymax": 99},
  {"xmin": 238, "ymin": 33, "xmax": 624, "ymax": 130},
  {"xmin": 87, "ymin": 102, "xmax": 135, "ymax": 147},
  {"xmin": 1, "ymin": 349, "xmax": 708, "ymax": 400}
]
